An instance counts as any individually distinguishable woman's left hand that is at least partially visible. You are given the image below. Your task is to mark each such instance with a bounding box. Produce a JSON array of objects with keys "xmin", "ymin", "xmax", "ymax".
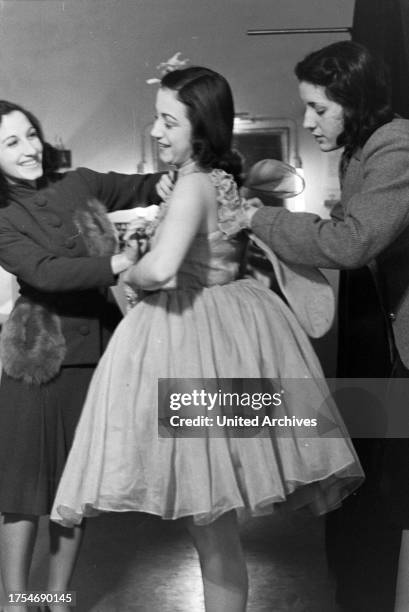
[{"xmin": 156, "ymin": 170, "xmax": 177, "ymax": 201}]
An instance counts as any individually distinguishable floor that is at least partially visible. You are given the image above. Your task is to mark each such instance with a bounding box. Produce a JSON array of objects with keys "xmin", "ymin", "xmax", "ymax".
[{"xmin": 21, "ymin": 510, "xmax": 336, "ymax": 612}]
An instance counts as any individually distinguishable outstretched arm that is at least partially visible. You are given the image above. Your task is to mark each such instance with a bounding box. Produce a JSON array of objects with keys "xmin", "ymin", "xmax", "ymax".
[
  {"xmin": 124, "ymin": 173, "xmax": 212, "ymax": 290},
  {"xmin": 76, "ymin": 167, "xmax": 169, "ymax": 211},
  {"xmin": 249, "ymin": 122, "xmax": 409, "ymax": 269}
]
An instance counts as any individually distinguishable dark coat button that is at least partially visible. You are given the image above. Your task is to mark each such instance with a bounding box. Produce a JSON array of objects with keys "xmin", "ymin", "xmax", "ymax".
[
  {"xmin": 64, "ymin": 237, "xmax": 76, "ymax": 249},
  {"xmin": 48, "ymin": 215, "xmax": 62, "ymax": 228},
  {"xmin": 79, "ymin": 325, "xmax": 90, "ymax": 336},
  {"xmin": 34, "ymin": 196, "xmax": 47, "ymax": 207},
  {"xmin": 389, "ymin": 312, "xmax": 396, "ymax": 322}
]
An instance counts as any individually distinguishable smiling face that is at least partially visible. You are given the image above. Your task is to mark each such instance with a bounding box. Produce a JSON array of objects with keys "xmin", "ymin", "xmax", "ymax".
[
  {"xmin": 0, "ymin": 110, "xmax": 43, "ymax": 184},
  {"xmin": 151, "ymin": 87, "xmax": 193, "ymax": 169},
  {"xmin": 298, "ymin": 81, "xmax": 345, "ymax": 152}
]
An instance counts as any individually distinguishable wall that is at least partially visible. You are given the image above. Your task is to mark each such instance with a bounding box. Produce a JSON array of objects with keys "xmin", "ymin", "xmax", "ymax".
[{"xmin": 0, "ymin": 0, "xmax": 354, "ymax": 213}]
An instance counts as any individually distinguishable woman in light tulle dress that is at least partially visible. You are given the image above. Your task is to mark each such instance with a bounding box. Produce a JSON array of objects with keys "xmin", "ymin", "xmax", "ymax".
[{"xmin": 51, "ymin": 66, "xmax": 363, "ymax": 611}]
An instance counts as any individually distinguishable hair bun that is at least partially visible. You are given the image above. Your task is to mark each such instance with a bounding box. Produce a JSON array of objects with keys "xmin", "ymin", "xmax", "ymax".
[{"xmin": 214, "ymin": 149, "xmax": 243, "ymax": 186}]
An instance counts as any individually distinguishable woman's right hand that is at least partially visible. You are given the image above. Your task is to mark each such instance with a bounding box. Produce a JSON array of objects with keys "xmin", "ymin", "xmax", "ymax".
[
  {"xmin": 123, "ymin": 235, "xmax": 143, "ymax": 263},
  {"xmin": 110, "ymin": 237, "xmax": 141, "ymax": 276}
]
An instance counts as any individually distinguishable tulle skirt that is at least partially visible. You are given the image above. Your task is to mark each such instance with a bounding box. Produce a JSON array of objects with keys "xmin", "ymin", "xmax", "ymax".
[{"xmin": 51, "ymin": 279, "xmax": 363, "ymax": 526}]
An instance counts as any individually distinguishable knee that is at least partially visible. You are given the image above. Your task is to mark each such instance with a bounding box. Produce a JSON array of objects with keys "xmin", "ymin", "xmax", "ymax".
[
  {"xmin": 187, "ymin": 522, "xmax": 216, "ymax": 552},
  {"xmin": 186, "ymin": 513, "xmax": 239, "ymax": 556}
]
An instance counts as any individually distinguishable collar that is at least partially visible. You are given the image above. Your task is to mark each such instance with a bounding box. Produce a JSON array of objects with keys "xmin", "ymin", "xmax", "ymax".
[
  {"xmin": 8, "ymin": 175, "xmax": 50, "ymax": 202},
  {"xmin": 8, "ymin": 181, "xmax": 37, "ymax": 199}
]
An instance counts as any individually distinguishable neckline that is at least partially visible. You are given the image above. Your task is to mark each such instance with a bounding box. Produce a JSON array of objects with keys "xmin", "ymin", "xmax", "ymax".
[{"xmin": 177, "ymin": 160, "xmax": 203, "ymax": 177}]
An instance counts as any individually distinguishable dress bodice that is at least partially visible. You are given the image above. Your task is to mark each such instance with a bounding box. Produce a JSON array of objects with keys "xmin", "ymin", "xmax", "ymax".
[
  {"xmin": 176, "ymin": 230, "xmax": 247, "ymax": 289},
  {"xmin": 160, "ymin": 168, "xmax": 248, "ymax": 290}
]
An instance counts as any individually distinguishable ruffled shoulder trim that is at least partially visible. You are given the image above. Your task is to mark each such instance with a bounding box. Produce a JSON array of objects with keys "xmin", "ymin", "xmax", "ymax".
[{"xmin": 209, "ymin": 169, "xmax": 247, "ymax": 237}]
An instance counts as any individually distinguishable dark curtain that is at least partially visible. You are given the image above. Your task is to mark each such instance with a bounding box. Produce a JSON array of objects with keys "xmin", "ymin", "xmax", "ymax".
[
  {"xmin": 336, "ymin": 0, "xmax": 409, "ymax": 379},
  {"xmin": 328, "ymin": 8, "xmax": 409, "ymax": 611},
  {"xmin": 353, "ymin": 0, "xmax": 409, "ymax": 118},
  {"xmin": 337, "ymin": 268, "xmax": 393, "ymax": 377}
]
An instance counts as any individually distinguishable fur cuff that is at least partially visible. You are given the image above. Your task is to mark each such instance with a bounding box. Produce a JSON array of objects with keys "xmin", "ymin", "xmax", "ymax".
[
  {"xmin": 73, "ymin": 198, "xmax": 118, "ymax": 256},
  {"xmin": 0, "ymin": 298, "xmax": 66, "ymax": 385}
]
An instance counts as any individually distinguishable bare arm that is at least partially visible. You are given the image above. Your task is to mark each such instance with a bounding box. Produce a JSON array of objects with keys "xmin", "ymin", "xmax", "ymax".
[{"xmin": 124, "ymin": 173, "xmax": 213, "ymax": 290}]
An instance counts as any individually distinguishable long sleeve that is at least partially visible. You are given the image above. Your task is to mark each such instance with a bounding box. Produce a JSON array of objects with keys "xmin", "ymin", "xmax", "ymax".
[
  {"xmin": 251, "ymin": 120, "xmax": 409, "ymax": 269},
  {"xmin": 0, "ymin": 168, "xmax": 163, "ymax": 293},
  {"xmin": 76, "ymin": 167, "xmax": 162, "ymax": 211},
  {"xmin": 0, "ymin": 223, "xmax": 115, "ymax": 292}
]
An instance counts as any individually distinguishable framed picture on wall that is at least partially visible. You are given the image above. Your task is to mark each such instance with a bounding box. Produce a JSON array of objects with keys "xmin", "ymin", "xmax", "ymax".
[{"xmin": 233, "ymin": 117, "xmax": 292, "ymax": 207}]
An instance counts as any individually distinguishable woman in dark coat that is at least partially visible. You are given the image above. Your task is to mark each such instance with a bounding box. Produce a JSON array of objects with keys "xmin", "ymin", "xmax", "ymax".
[{"xmin": 0, "ymin": 100, "xmax": 163, "ymax": 612}]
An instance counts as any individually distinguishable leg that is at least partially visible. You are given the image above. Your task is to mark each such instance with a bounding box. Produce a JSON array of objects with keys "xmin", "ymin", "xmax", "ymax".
[
  {"xmin": 0, "ymin": 513, "xmax": 39, "ymax": 612},
  {"xmin": 46, "ymin": 520, "xmax": 84, "ymax": 612},
  {"xmin": 186, "ymin": 511, "xmax": 248, "ymax": 612}
]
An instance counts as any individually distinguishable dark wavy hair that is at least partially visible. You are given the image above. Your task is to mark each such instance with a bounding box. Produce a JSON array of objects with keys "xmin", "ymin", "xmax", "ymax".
[
  {"xmin": 161, "ymin": 66, "xmax": 243, "ymax": 185},
  {"xmin": 295, "ymin": 41, "xmax": 394, "ymax": 162},
  {"xmin": 0, "ymin": 100, "xmax": 57, "ymax": 206}
]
